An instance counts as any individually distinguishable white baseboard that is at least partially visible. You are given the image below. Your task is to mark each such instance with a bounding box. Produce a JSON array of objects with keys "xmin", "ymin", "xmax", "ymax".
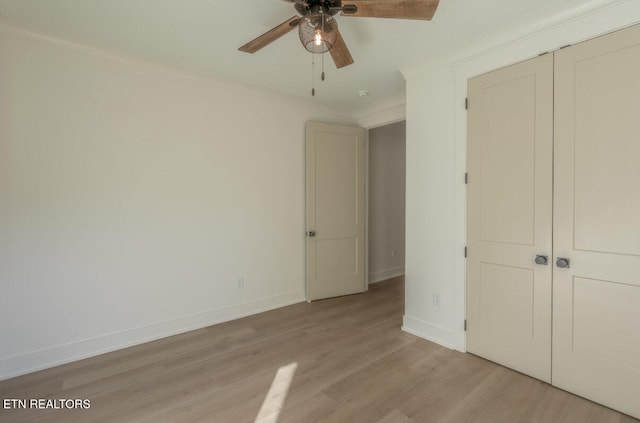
[
  {"xmin": 402, "ymin": 314, "xmax": 457, "ymax": 350},
  {"xmin": 368, "ymin": 266, "xmax": 405, "ymax": 284},
  {"xmin": 0, "ymin": 290, "xmax": 305, "ymax": 381}
]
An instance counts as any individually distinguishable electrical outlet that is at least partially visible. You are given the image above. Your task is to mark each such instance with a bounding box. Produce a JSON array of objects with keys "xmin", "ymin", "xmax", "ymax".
[
  {"xmin": 237, "ymin": 277, "xmax": 245, "ymax": 289},
  {"xmin": 433, "ymin": 292, "xmax": 441, "ymax": 306}
]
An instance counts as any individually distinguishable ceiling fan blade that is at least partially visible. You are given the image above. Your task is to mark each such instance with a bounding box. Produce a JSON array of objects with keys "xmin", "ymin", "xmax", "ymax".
[
  {"xmin": 280, "ymin": 0, "xmax": 309, "ymax": 5},
  {"xmin": 330, "ymin": 29, "xmax": 354, "ymax": 69},
  {"xmin": 341, "ymin": 0, "xmax": 440, "ymax": 20},
  {"xmin": 238, "ymin": 16, "xmax": 301, "ymax": 53}
]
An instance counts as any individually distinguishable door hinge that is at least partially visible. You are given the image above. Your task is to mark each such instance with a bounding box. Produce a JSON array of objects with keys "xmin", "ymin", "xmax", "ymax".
[
  {"xmin": 465, "ymin": 97, "xmax": 469, "ymax": 110},
  {"xmin": 464, "ymin": 319, "xmax": 467, "ymax": 331},
  {"xmin": 464, "ymin": 246, "xmax": 467, "ymax": 258},
  {"xmin": 464, "ymin": 172, "xmax": 468, "ymax": 184}
]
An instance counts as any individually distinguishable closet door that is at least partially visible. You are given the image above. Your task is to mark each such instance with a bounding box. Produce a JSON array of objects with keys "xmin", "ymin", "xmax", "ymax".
[
  {"xmin": 553, "ymin": 24, "xmax": 640, "ymax": 419},
  {"xmin": 466, "ymin": 54, "xmax": 553, "ymax": 382}
]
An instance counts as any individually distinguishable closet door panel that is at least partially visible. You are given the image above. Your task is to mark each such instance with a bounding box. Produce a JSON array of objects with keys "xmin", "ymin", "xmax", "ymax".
[
  {"xmin": 553, "ymin": 23, "xmax": 640, "ymax": 419},
  {"xmin": 467, "ymin": 54, "xmax": 553, "ymax": 382}
]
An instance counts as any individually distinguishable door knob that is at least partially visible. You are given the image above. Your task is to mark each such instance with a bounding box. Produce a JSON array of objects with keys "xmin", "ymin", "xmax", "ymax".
[
  {"xmin": 535, "ymin": 255, "xmax": 548, "ymax": 265},
  {"xmin": 307, "ymin": 231, "xmax": 316, "ymax": 238},
  {"xmin": 556, "ymin": 257, "xmax": 570, "ymax": 268}
]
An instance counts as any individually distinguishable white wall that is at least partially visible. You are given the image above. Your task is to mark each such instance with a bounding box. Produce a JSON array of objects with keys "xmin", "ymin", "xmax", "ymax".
[
  {"xmin": 0, "ymin": 26, "xmax": 353, "ymax": 380},
  {"xmin": 403, "ymin": 65, "xmax": 457, "ymax": 347},
  {"xmin": 367, "ymin": 121, "xmax": 406, "ymax": 284},
  {"xmin": 401, "ymin": 0, "xmax": 640, "ymax": 351}
]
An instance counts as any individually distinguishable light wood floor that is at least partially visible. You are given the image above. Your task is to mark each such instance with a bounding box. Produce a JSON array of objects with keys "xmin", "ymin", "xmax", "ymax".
[{"xmin": 1, "ymin": 277, "xmax": 638, "ymax": 423}]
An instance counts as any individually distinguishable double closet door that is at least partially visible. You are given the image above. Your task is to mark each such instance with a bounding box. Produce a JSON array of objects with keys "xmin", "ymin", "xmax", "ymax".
[{"xmin": 466, "ymin": 24, "xmax": 640, "ymax": 419}]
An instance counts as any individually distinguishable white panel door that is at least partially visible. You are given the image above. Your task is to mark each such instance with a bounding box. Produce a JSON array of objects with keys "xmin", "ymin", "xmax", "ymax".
[
  {"xmin": 553, "ymin": 24, "xmax": 640, "ymax": 419},
  {"xmin": 466, "ymin": 54, "xmax": 554, "ymax": 382},
  {"xmin": 306, "ymin": 122, "xmax": 365, "ymax": 301}
]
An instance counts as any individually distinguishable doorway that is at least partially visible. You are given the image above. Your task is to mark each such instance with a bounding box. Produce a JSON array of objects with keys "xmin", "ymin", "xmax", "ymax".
[
  {"xmin": 305, "ymin": 120, "xmax": 406, "ymax": 300},
  {"xmin": 367, "ymin": 121, "xmax": 406, "ymax": 286}
]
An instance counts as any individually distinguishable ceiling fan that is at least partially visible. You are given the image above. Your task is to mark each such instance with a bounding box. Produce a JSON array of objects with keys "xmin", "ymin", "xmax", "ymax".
[{"xmin": 238, "ymin": 0, "xmax": 440, "ymax": 69}]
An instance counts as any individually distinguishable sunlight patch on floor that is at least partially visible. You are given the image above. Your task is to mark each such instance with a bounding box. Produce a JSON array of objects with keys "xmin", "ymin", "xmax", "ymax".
[{"xmin": 254, "ymin": 362, "xmax": 298, "ymax": 423}]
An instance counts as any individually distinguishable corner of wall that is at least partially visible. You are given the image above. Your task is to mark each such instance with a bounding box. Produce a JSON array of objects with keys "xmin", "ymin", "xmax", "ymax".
[
  {"xmin": 402, "ymin": 315, "xmax": 456, "ymax": 350},
  {"xmin": 369, "ymin": 267, "xmax": 405, "ymax": 284}
]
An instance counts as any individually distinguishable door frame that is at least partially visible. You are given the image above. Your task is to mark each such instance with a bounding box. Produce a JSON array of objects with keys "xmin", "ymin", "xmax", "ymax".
[{"xmin": 360, "ymin": 115, "xmax": 409, "ymax": 292}]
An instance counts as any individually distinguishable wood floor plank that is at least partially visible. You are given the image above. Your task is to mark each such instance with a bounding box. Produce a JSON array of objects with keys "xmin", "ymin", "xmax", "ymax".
[{"xmin": 0, "ymin": 277, "xmax": 637, "ymax": 423}]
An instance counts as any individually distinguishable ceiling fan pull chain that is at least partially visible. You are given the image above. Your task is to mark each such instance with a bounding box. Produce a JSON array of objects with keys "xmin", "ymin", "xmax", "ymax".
[
  {"xmin": 321, "ymin": 53, "xmax": 326, "ymax": 81},
  {"xmin": 311, "ymin": 54, "xmax": 316, "ymax": 96}
]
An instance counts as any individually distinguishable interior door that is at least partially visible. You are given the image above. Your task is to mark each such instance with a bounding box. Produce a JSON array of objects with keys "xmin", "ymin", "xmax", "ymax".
[
  {"xmin": 466, "ymin": 54, "xmax": 554, "ymax": 382},
  {"xmin": 306, "ymin": 122, "xmax": 365, "ymax": 301},
  {"xmin": 553, "ymin": 24, "xmax": 640, "ymax": 419}
]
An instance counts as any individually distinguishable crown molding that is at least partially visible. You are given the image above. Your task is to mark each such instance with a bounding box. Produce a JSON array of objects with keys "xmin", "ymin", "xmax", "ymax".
[{"xmin": 401, "ymin": 0, "xmax": 636, "ymax": 80}]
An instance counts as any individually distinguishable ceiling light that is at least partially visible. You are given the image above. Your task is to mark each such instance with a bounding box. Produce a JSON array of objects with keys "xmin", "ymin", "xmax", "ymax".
[{"xmin": 299, "ymin": 12, "xmax": 337, "ymax": 54}]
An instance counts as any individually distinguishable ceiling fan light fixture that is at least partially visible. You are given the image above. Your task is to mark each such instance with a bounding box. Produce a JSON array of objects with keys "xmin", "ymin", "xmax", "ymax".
[{"xmin": 299, "ymin": 12, "xmax": 337, "ymax": 54}]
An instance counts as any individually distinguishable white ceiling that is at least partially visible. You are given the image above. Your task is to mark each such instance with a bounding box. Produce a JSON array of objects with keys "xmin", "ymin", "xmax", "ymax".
[{"xmin": 0, "ymin": 0, "xmax": 564, "ymax": 115}]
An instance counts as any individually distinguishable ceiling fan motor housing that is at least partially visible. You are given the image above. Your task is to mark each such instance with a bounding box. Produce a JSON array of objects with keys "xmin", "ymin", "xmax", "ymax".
[{"xmin": 295, "ymin": 0, "xmax": 343, "ymax": 16}]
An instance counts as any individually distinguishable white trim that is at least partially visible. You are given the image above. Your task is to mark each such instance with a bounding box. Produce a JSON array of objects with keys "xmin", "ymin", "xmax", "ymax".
[
  {"xmin": 401, "ymin": 0, "xmax": 633, "ymax": 80},
  {"xmin": 402, "ymin": 315, "xmax": 455, "ymax": 350},
  {"xmin": 364, "ymin": 129, "xmax": 370, "ymax": 291},
  {"xmin": 368, "ymin": 267, "xmax": 405, "ymax": 284},
  {"xmin": 0, "ymin": 290, "xmax": 304, "ymax": 381},
  {"xmin": 355, "ymin": 100, "xmax": 406, "ymax": 130}
]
